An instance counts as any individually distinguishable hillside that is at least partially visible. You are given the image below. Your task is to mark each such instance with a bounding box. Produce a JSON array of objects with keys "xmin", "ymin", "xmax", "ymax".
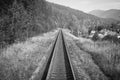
[
  {"xmin": 89, "ymin": 10, "xmax": 105, "ymax": 17},
  {"xmin": 89, "ymin": 9, "xmax": 120, "ymax": 21},
  {"xmin": 48, "ymin": 3, "xmax": 119, "ymax": 36},
  {"xmin": 0, "ymin": 0, "xmax": 119, "ymax": 48},
  {"xmin": 0, "ymin": 0, "xmax": 55, "ymax": 48}
]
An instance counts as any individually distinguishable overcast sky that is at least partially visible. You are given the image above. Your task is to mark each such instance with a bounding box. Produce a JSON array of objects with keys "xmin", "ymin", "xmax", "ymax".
[{"xmin": 46, "ymin": 0, "xmax": 120, "ymax": 12}]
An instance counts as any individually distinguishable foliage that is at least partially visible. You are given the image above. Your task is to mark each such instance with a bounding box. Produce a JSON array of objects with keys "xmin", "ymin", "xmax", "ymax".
[
  {"xmin": 0, "ymin": 0, "xmax": 53, "ymax": 48},
  {"xmin": 48, "ymin": 2, "xmax": 119, "ymax": 37},
  {"xmin": 102, "ymin": 35, "xmax": 120, "ymax": 43},
  {"xmin": 0, "ymin": 30, "xmax": 56, "ymax": 80},
  {"xmin": 0, "ymin": 0, "xmax": 119, "ymax": 48},
  {"xmin": 75, "ymin": 37, "xmax": 120, "ymax": 80}
]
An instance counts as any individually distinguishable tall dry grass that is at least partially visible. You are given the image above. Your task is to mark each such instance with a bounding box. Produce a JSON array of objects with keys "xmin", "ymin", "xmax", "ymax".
[
  {"xmin": 75, "ymin": 36, "xmax": 120, "ymax": 80},
  {"xmin": 63, "ymin": 31, "xmax": 108, "ymax": 80},
  {"xmin": 0, "ymin": 30, "xmax": 58, "ymax": 80},
  {"xmin": 63, "ymin": 30, "xmax": 120, "ymax": 80}
]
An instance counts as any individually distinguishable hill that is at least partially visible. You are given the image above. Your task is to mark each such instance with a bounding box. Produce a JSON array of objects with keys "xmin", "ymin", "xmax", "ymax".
[
  {"xmin": 89, "ymin": 9, "xmax": 120, "ymax": 21},
  {"xmin": 0, "ymin": 0, "xmax": 54, "ymax": 48},
  {"xmin": 89, "ymin": 10, "xmax": 105, "ymax": 17},
  {"xmin": 0, "ymin": 0, "xmax": 119, "ymax": 48},
  {"xmin": 48, "ymin": 3, "xmax": 119, "ymax": 36}
]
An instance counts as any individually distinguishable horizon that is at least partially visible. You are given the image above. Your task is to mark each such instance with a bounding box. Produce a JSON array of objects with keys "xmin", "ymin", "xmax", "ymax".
[{"xmin": 46, "ymin": 0, "xmax": 120, "ymax": 12}]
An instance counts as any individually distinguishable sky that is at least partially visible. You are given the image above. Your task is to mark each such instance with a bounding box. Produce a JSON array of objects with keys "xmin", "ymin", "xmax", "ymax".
[{"xmin": 46, "ymin": 0, "xmax": 120, "ymax": 12}]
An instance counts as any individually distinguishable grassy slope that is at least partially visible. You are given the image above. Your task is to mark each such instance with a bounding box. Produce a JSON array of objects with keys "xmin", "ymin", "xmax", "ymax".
[
  {"xmin": 0, "ymin": 29, "xmax": 58, "ymax": 80},
  {"xmin": 63, "ymin": 29, "xmax": 120, "ymax": 80},
  {"xmin": 75, "ymin": 39, "xmax": 120, "ymax": 80},
  {"xmin": 63, "ymin": 29, "xmax": 108, "ymax": 80}
]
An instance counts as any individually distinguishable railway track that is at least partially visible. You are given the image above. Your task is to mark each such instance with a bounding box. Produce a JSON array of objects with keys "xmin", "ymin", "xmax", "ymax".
[
  {"xmin": 31, "ymin": 30, "xmax": 76, "ymax": 80},
  {"xmin": 44, "ymin": 30, "xmax": 75, "ymax": 80}
]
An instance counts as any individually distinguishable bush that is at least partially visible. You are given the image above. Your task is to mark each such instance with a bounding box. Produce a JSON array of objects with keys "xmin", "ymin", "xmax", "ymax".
[{"xmin": 102, "ymin": 35, "xmax": 120, "ymax": 43}]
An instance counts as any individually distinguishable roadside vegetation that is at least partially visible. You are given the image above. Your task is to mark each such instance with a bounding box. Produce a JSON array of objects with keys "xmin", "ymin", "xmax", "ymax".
[
  {"xmin": 75, "ymin": 36, "xmax": 120, "ymax": 80},
  {"xmin": 88, "ymin": 23, "xmax": 120, "ymax": 43},
  {"xmin": 64, "ymin": 30, "xmax": 120, "ymax": 80},
  {"xmin": 63, "ymin": 30, "xmax": 108, "ymax": 80},
  {"xmin": 0, "ymin": 30, "xmax": 57, "ymax": 80}
]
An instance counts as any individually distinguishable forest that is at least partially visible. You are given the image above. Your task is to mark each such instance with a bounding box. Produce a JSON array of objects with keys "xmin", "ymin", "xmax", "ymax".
[{"xmin": 0, "ymin": 0, "xmax": 53, "ymax": 48}]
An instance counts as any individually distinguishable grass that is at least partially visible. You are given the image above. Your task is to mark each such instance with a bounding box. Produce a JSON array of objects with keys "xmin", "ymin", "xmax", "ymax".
[
  {"xmin": 0, "ymin": 29, "xmax": 58, "ymax": 80},
  {"xmin": 63, "ymin": 30, "xmax": 108, "ymax": 80},
  {"xmin": 73, "ymin": 34, "xmax": 120, "ymax": 80},
  {"xmin": 63, "ymin": 29, "xmax": 120, "ymax": 80}
]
